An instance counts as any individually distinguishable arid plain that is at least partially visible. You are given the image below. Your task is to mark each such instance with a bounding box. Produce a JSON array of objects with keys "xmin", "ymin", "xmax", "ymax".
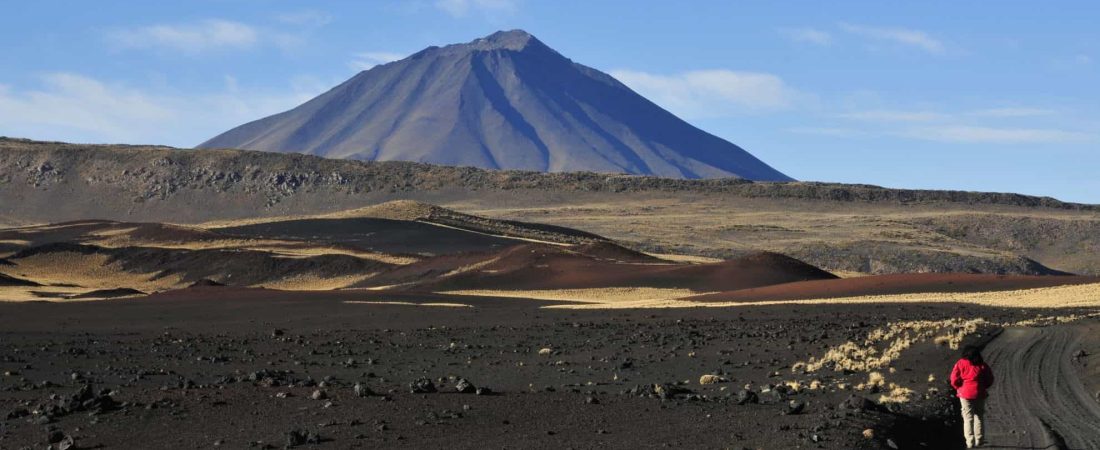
[{"xmin": 2, "ymin": 138, "xmax": 1100, "ymax": 449}]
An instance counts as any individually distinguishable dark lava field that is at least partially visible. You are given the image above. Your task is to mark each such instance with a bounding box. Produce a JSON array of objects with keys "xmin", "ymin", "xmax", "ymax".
[{"xmin": 0, "ymin": 288, "xmax": 1052, "ymax": 449}]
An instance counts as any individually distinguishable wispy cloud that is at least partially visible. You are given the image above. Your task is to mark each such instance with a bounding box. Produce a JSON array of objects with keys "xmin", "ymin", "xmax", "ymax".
[
  {"xmin": 788, "ymin": 127, "xmax": 869, "ymax": 138},
  {"xmin": 0, "ymin": 72, "xmax": 325, "ymax": 146},
  {"xmin": 274, "ymin": 10, "xmax": 333, "ymax": 27},
  {"xmin": 106, "ymin": 17, "xmax": 328, "ymax": 55},
  {"xmin": 349, "ymin": 52, "xmax": 407, "ymax": 71},
  {"xmin": 836, "ymin": 109, "xmax": 945, "ymax": 122},
  {"xmin": 902, "ymin": 125, "xmax": 1091, "ymax": 144},
  {"xmin": 839, "ymin": 23, "xmax": 945, "ymax": 54},
  {"xmin": 837, "ymin": 107, "xmax": 1058, "ymax": 122},
  {"xmin": 968, "ymin": 107, "xmax": 1056, "ymax": 118},
  {"xmin": 811, "ymin": 105, "xmax": 1086, "ymax": 144},
  {"xmin": 435, "ymin": 0, "xmax": 518, "ymax": 17},
  {"xmin": 107, "ymin": 19, "xmax": 260, "ymax": 54},
  {"xmin": 610, "ymin": 69, "xmax": 799, "ymax": 118},
  {"xmin": 778, "ymin": 27, "xmax": 832, "ymax": 46}
]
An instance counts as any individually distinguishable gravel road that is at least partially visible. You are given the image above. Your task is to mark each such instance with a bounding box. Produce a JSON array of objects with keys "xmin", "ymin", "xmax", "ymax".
[{"xmin": 983, "ymin": 326, "xmax": 1100, "ymax": 450}]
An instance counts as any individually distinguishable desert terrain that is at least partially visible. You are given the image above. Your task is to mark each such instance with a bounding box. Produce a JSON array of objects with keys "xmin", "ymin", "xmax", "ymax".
[
  {"xmin": 2, "ymin": 5, "xmax": 1097, "ymax": 449},
  {"xmin": 4, "ymin": 138, "xmax": 1100, "ymax": 277},
  {"xmin": 2, "ymin": 184, "xmax": 1100, "ymax": 448}
]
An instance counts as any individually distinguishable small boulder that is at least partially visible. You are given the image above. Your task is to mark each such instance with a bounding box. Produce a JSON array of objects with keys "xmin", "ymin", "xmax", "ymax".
[
  {"xmin": 47, "ymin": 430, "xmax": 66, "ymax": 444},
  {"xmin": 353, "ymin": 383, "xmax": 374, "ymax": 398},
  {"xmin": 735, "ymin": 389, "xmax": 759, "ymax": 405},
  {"xmin": 454, "ymin": 378, "xmax": 477, "ymax": 394},
  {"xmin": 410, "ymin": 378, "xmax": 437, "ymax": 394},
  {"xmin": 286, "ymin": 429, "xmax": 321, "ymax": 447},
  {"xmin": 653, "ymin": 383, "xmax": 692, "ymax": 400},
  {"xmin": 841, "ymin": 394, "xmax": 875, "ymax": 411}
]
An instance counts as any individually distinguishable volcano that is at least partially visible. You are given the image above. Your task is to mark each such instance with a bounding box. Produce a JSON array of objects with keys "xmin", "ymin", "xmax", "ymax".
[{"xmin": 199, "ymin": 30, "xmax": 792, "ymax": 181}]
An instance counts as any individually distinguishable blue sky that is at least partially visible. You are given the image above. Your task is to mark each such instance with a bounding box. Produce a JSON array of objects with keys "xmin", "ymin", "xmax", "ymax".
[{"xmin": 1, "ymin": 1, "xmax": 1098, "ymax": 202}]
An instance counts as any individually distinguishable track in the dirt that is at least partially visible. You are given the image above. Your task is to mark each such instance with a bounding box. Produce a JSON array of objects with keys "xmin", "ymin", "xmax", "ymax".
[{"xmin": 983, "ymin": 327, "xmax": 1100, "ymax": 450}]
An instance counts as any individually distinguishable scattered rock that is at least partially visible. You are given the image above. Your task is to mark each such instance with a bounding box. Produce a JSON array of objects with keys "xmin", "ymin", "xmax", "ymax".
[
  {"xmin": 735, "ymin": 389, "xmax": 759, "ymax": 405},
  {"xmin": 538, "ymin": 348, "xmax": 553, "ymax": 356},
  {"xmin": 286, "ymin": 429, "xmax": 321, "ymax": 447},
  {"xmin": 47, "ymin": 430, "xmax": 66, "ymax": 444},
  {"xmin": 310, "ymin": 390, "xmax": 327, "ymax": 400},
  {"xmin": 841, "ymin": 394, "xmax": 875, "ymax": 411},
  {"xmin": 6, "ymin": 407, "xmax": 29, "ymax": 419},
  {"xmin": 410, "ymin": 378, "xmax": 436, "ymax": 394},
  {"xmin": 454, "ymin": 378, "xmax": 477, "ymax": 394},
  {"xmin": 785, "ymin": 399, "xmax": 806, "ymax": 415},
  {"xmin": 758, "ymin": 388, "xmax": 787, "ymax": 404},
  {"xmin": 652, "ymin": 383, "xmax": 693, "ymax": 400},
  {"xmin": 354, "ymin": 383, "xmax": 374, "ymax": 398}
]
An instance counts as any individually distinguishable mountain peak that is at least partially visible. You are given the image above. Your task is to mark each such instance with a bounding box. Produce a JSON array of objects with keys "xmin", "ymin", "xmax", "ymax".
[
  {"xmin": 471, "ymin": 29, "xmax": 538, "ymax": 50},
  {"xmin": 199, "ymin": 31, "xmax": 793, "ymax": 181}
]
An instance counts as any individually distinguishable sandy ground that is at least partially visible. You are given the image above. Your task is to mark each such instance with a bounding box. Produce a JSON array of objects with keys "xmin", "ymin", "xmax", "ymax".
[
  {"xmin": 684, "ymin": 282, "xmax": 1100, "ymax": 310},
  {"xmin": 439, "ymin": 281, "xmax": 1100, "ymax": 310}
]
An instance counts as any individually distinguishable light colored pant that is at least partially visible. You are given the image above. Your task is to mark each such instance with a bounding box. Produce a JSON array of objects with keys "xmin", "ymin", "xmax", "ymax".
[{"xmin": 960, "ymin": 398, "xmax": 986, "ymax": 447}]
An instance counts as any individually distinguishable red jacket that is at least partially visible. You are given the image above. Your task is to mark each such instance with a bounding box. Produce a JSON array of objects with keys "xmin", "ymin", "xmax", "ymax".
[{"xmin": 950, "ymin": 358, "xmax": 994, "ymax": 400}]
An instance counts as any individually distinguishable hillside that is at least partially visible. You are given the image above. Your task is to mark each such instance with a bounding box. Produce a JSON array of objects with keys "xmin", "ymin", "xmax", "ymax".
[{"xmin": 2, "ymin": 137, "xmax": 1099, "ymax": 275}]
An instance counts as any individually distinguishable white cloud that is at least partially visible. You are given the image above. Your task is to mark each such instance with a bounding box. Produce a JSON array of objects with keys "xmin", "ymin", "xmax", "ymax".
[
  {"xmin": 837, "ymin": 107, "xmax": 1058, "ymax": 122},
  {"xmin": 435, "ymin": 0, "xmax": 518, "ymax": 17},
  {"xmin": 610, "ymin": 69, "xmax": 799, "ymax": 118},
  {"xmin": 836, "ymin": 109, "xmax": 945, "ymax": 122},
  {"xmin": 0, "ymin": 73, "xmax": 325, "ymax": 147},
  {"xmin": 788, "ymin": 127, "xmax": 869, "ymax": 138},
  {"xmin": 968, "ymin": 107, "xmax": 1056, "ymax": 118},
  {"xmin": 839, "ymin": 23, "xmax": 945, "ymax": 54},
  {"xmin": 901, "ymin": 125, "xmax": 1091, "ymax": 144},
  {"xmin": 349, "ymin": 52, "xmax": 407, "ymax": 71},
  {"xmin": 107, "ymin": 19, "xmax": 260, "ymax": 54},
  {"xmin": 778, "ymin": 27, "xmax": 832, "ymax": 46},
  {"xmin": 274, "ymin": 10, "xmax": 333, "ymax": 27}
]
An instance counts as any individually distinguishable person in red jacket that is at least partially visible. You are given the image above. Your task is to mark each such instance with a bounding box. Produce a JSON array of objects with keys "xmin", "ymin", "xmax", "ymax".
[{"xmin": 950, "ymin": 345, "xmax": 995, "ymax": 448}]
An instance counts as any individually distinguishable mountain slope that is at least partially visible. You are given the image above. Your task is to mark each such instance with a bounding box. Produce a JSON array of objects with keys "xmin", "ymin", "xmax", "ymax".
[{"xmin": 199, "ymin": 30, "xmax": 792, "ymax": 181}]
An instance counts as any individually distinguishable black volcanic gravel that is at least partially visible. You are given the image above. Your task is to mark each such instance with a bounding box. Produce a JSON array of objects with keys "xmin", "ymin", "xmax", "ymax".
[{"xmin": 0, "ymin": 289, "xmax": 1055, "ymax": 449}]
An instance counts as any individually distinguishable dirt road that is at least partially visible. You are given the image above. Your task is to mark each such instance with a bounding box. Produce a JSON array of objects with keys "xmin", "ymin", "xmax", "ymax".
[{"xmin": 983, "ymin": 326, "xmax": 1100, "ymax": 449}]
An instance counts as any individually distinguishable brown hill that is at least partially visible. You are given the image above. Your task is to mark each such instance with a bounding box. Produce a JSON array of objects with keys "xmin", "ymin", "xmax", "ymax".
[
  {"xmin": 208, "ymin": 200, "xmax": 607, "ymax": 248},
  {"xmin": 359, "ymin": 244, "xmax": 835, "ymax": 292},
  {"xmin": 3, "ymin": 137, "xmax": 1100, "ymax": 275}
]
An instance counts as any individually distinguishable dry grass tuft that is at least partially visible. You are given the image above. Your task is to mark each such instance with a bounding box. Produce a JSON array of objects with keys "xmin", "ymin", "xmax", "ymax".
[{"xmin": 800, "ymin": 318, "xmax": 987, "ymax": 373}]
